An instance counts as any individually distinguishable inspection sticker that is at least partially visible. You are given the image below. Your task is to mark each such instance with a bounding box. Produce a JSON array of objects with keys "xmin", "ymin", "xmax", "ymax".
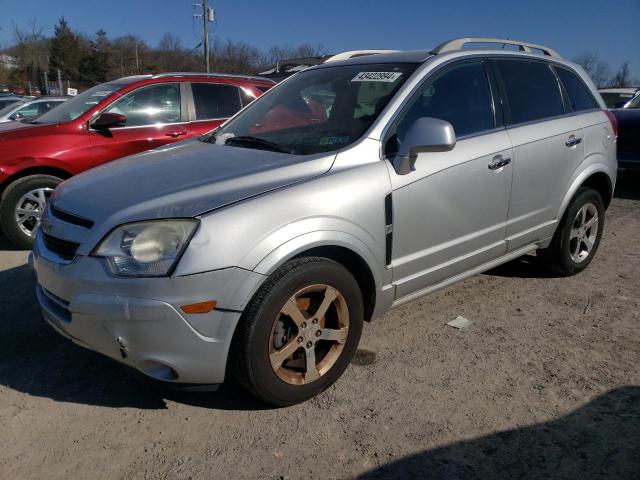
[{"xmin": 351, "ymin": 72, "xmax": 403, "ymax": 82}]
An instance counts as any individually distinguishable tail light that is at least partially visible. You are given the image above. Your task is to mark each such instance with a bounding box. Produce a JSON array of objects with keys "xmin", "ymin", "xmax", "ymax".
[{"xmin": 604, "ymin": 110, "xmax": 618, "ymax": 137}]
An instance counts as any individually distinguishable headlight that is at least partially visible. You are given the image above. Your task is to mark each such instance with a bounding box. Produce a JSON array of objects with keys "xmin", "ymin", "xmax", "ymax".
[{"xmin": 93, "ymin": 219, "xmax": 198, "ymax": 277}]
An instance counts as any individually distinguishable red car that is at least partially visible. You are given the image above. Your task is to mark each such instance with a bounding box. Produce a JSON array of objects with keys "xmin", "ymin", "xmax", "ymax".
[{"xmin": 0, "ymin": 73, "xmax": 274, "ymax": 247}]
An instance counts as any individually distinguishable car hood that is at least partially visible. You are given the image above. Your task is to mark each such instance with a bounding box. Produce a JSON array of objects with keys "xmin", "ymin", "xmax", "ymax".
[
  {"xmin": 0, "ymin": 119, "xmax": 45, "ymax": 136},
  {"xmin": 53, "ymin": 139, "xmax": 336, "ymax": 227}
]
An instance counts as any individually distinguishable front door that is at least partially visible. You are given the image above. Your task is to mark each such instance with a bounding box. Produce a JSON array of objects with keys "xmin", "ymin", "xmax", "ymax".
[
  {"xmin": 386, "ymin": 60, "xmax": 513, "ymax": 299},
  {"xmin": 89, "ymin": 82, "xmax": 188, "ymax": 168}
]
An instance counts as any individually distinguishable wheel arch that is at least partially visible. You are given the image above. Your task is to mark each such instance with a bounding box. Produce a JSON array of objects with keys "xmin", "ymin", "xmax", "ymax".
[
  {"xmin": 557, "ymin": 165, "xmax": 614, "ymax": 222},
  {"xmin": 0, "ymin": 165, "xmax": 73, "ymax": 199},
  {"xmin": 252, "ymin": 232, "xmax": 383, "ymax": 322}
]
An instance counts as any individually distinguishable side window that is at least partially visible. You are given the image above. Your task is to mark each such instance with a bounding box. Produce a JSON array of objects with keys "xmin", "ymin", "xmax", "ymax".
[
  {"xmin": 555, "ymin": 67, "xmax": 598, "ymax": 112},
  {"xmin": 393, "ymin": 62, "xmax": 495, "ymax": 149},
  {"xmin": 13, "ymin": 103, "xmax": 38, "ymax": 118},
  {"xmin": 192, "ymin": 83, "xmax": 242, "ymax": 120},
  {"xmin": 104, "ymin": 83, "xmax": 181, "ymax": 127},
  {"xmin": 36, "ymin": 101, "xmax": 57, "ymax": 115},
  {"xmin": 496, "ymin": 60, "xmax": 565, "ymax": 124}
]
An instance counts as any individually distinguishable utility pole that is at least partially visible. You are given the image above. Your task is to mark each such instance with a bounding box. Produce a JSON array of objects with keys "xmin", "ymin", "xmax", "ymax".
[
  {"xmin": 57, "ymin": 69, "xmax": 63, "ymax": 96},
  {"xmin": 193, "ymin": 1, "xmax": 214, "ymax": 73},
  {"xmin": 203, "ymin": 0, "xmax": 210, "ymax": 73}
]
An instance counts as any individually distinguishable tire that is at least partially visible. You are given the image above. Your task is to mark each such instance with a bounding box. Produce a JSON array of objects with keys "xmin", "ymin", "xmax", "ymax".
[
  {"xmin": 0, "ymin": 175, "xmax": 62, "ymax": 249},
  {"xmin": 539, "ymin": 187, "xmax": 605, "ymax": 276},
  {"xmin": 229, "ymin": 257, "xmax": 364, "ymax": 406}
]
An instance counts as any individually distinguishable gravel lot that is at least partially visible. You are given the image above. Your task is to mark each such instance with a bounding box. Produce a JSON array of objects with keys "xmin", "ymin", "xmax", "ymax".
[{"xmin": 1, "ymin": 172, "xmax": 638, "ymax": 480}]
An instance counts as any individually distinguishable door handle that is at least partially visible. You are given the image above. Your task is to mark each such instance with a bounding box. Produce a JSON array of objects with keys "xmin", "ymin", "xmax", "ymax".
[
  {"xmin": 166, "ymin": 130, "xmax": 187, "ymax": 138},
  {"xmin": 565, "ymin": 135, "xmax": 582, "ymax": 147},
  {"xmin": 488, "ymin": 156, "xmax": 511, "ymax": 170}
]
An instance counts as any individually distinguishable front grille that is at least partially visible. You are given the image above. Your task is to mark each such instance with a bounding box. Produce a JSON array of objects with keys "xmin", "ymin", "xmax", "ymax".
[
  {"xmin": 42, "ymin": 233, "xmax": 80, "ymax": 260},
  {"xmin": 50, "ymin": 205, "xmax": 94, "ymax": 229}
]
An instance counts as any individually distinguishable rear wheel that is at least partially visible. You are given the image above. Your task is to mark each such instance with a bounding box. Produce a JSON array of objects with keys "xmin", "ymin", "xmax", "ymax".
[
  {"xmin": 0, "ymin": 175, "xmax": 62, "ymax": 249},
  {"xmin": 539, "ymin": 187, "xmax": 604, "ymax": 276},
  {"xmin": 230, "ymin": 257, "xmax": 363, "ymax": 406}
]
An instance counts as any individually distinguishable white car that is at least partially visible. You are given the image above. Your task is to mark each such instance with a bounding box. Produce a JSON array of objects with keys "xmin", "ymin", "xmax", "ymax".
[
  {"xmin": 599, "ymin": 87, "xmax": 640, "ymax": 109},
  {"xmin": 0, "ymin": 96, "xmax": 68, "ymax": 123}
]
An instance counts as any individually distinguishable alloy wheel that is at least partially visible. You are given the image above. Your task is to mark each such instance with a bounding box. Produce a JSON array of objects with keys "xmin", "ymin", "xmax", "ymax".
[
  {"xmin": 569, "ymin": 202, "xmax": 599, "ymax": 263},
  {"xmin": 14, "ymin": 187, "xmax": 53, "ymax": 237},
  {"xmin": 269, "ymin": 284, "xmax": 349, "ymax": 385}
]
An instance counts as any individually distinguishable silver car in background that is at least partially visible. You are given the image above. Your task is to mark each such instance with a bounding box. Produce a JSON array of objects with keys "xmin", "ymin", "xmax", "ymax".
[
  {"xmin": 0, "ymin": 96, "xmax": 68, "ymax": 123},
  {"xmin": 31, "ymin": 38, "xmax": 617, "ymax": 406}
]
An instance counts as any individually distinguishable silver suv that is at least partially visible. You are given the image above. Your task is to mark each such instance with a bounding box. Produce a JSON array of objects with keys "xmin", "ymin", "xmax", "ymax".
[{"xmin": 31, "ymin": 38, "xmax": 617, "ymax": 406}]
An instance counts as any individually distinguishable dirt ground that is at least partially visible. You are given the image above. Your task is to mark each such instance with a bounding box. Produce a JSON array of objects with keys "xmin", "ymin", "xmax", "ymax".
[{"xmin": 0, "ymin": 172, "xmax": 638, "ymax": 480}]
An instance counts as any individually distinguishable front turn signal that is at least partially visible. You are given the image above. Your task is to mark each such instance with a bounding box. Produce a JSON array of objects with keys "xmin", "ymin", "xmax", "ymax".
[{"xmin": 180, "ymin": 300, "xmax": 217, "ymax": 314}]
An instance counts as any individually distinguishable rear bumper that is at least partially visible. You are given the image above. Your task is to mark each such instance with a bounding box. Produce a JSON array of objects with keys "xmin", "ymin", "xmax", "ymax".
[
  {"xmin": 618, "ymin": 159, "xmax": 640, "ymax": 170},
  {"xmin": 31, "ymin": 236, "xmax": 267, "ymax": 384}
]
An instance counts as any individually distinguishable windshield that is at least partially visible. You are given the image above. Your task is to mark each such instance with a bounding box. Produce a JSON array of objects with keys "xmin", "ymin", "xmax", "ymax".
[
  {"xmin": 626, "ymin": 92, "xmax": 640, "ymax": 109},
  {"xmin": 0, "ymin": 98, "xmax": 21, "ymax": 110},
  {"xmin": 35, "ymin": 83, "xmax": 123, "ymax": 124},
  {"xmin": 0, "ymin": 101, "xmax": 25, "ymax": 117},
  {"xmin": 208, "ymin": 63, "xmax": 418, "ymax": 155}
]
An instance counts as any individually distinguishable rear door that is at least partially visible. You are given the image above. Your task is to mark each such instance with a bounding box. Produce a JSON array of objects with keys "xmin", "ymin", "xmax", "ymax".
[
  {"xmin": 187, "ymin": 83, "xmax": 245, "ymax": 136},
  {"xmin": 88, "ymin": 82, "xmax": 188, "ymax": 167},
  {"xmin": 494, "ymin": 58, "xmax": 585, "ymax": 251}
]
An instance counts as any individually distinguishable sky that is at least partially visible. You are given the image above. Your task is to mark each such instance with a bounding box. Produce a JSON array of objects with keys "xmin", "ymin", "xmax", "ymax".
[{"xmin": 1, "ymin": 0, "xmax": 639, "ymax": 80}]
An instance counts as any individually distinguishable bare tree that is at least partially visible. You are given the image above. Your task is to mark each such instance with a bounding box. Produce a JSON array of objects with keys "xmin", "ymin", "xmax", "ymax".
[
  {"xmin": 611, "ymin": 61, "xmax": 632, "ymax": 88},
  {"xmin": 11, "ymin": 19, "xmax": 49, "ymax": 86},
  {"xmin": 573, "ymin": 51, "xmax": 611, "ymax": 88},
  {"xmin": 211, "ymin": 39, "xmax": 263, "ymax": 74},
  {"xmin": 261, "ymin": 44, "xmax": 325, "ymax": 68}
]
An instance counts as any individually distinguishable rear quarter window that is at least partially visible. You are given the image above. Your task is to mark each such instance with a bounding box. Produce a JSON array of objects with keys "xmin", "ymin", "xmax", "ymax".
[
  {"xmin": 496, "ymin": 60, "xmax": 565, "ymax": 125},
  {"xmin": 555, "ymin": 67, "xmax": 598, "ymax": 112}
]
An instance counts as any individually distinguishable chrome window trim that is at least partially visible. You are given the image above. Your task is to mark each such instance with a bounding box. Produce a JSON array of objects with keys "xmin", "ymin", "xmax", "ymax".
[
  {"xmin": 501, "ymin": 108, "xmax": 605, "ymax": 130},
  {"xmin": 89, "ymin": 120, "xmax": 190, "ymax": 132}
]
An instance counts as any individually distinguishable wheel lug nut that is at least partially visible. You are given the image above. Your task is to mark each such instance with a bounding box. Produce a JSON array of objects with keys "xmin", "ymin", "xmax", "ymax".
[
  {"xmin": 301, "ymin": 322, "xmax": 307, "ymax": 328},
  {"xmin": 306, "ymin": 341, "xmax": 313, "ymax": 349},
  {"xmin": 315, "ymin": 330, "xmax": 321, "ymax": 337},
  {"xmin": 312, "ymin": 318, "xmax": 318, "ymax": 324},
  {"xmin": 297, "ymin": 336, "xmax": 303, "ymax": 343}
]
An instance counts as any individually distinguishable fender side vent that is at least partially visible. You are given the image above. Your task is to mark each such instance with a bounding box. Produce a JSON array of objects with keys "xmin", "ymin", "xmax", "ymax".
[{"xmin": 384, "ymin": 193, "xmax": 393, "ymax": 266}]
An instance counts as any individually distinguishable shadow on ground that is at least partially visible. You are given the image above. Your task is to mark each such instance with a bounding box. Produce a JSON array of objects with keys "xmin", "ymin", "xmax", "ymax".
[
  {"xmin": 484, "ymin": 253, "xmax": 558, "ymax": 279},
  {"xmin": 359, "ymin": 386, "xmax": 640, "ymax": 479},
  {"xmin": 0, "ymin": 263, "xmax": 267, "ymax": 411},
  {"xmin": 0, "ymin": 232, "xmax": 23, "ymax": 252},
  {"xmin": 614, "ymin": 169, "xmax": 640, "ymax": 200}
]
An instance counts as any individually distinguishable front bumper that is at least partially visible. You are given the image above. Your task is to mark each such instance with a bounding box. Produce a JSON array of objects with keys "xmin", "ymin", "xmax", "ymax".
[{"xmin": 31, "ymin": 234, "xmax": 266, "ymax": 384}]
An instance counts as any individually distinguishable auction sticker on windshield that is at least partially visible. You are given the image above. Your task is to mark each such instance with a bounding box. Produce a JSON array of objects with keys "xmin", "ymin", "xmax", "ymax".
[{"xmin": 351, "ymin": 72, "xmax": 403, "ymax": 82}]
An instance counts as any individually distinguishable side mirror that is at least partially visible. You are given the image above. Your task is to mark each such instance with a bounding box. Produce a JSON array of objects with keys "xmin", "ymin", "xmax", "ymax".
[
  {"xmin": 92, "ymin": 112, "xmax": 126, "ymax": 129},
  {"xmin": 392, "ymin": 117, "xmax": 456, "ymax": 175}
]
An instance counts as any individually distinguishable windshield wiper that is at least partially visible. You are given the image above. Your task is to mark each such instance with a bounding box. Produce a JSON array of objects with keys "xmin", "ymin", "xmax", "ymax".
[{"xmin": 224, "ymin": 136, "xmax": 292, "ymax": 154}]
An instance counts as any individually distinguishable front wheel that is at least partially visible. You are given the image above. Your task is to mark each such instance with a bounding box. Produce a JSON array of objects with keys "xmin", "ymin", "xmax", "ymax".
[
  {"xmin": 229, "ymin": 257, "xmax": 364, "ymax": 406},
  {"xmin": 0, "ymin": 175, "xmax": 62, "ymax": 249},
  {"xmin": 539, "ymin": 187, "xmax": 605, "ymax": 276}
]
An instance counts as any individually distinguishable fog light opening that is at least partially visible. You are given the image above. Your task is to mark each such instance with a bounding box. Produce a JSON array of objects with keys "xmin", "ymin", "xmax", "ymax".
[{"xmin": 138, "ymin": 361, "xmax": 178, "ymax": 381}]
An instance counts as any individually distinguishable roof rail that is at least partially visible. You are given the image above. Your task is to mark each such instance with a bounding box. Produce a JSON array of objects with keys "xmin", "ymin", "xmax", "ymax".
[
  {"xmin": 150, "ymin": 72, "xmax": 275, "ymax": 83},
  {"xmin": 431, "ymin": 37, "xmax": 561, "ymax": 59}
]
